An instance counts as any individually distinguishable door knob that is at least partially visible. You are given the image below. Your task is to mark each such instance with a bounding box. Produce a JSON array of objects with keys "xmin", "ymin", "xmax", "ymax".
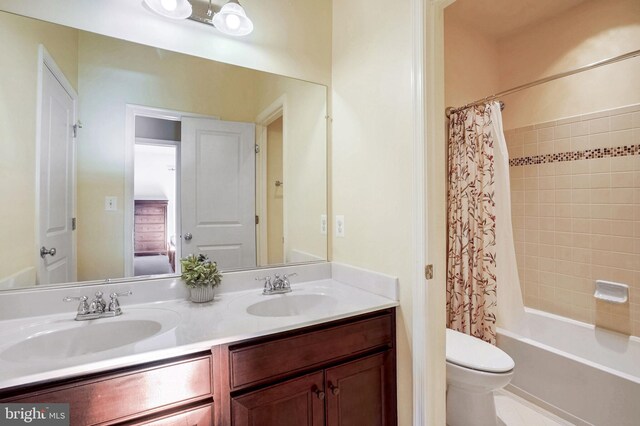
[
  {"xmin": 40, "ymin": 246, "xmax": 57, "ymax": 258},
  {"xmin": 315, "ymin": 389, "xmax": 325, "ymax": 400},
  {"xmin": 184, "ymin": 233, "xmax": 193, "ymax": 241}
]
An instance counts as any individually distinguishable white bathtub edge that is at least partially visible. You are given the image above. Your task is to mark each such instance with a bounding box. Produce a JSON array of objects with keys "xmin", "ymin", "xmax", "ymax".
[{"xmin": 504, "ymin": 384, "xmax": 593, "ymax": 426}]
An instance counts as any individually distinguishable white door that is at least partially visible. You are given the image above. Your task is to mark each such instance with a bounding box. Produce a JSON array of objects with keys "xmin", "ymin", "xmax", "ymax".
[
  {"xmin": 37, "ymin": 62, "xmax": 76, "ymax": 284},
  {"xmin": 181, "ymin": 118, "xmax": 256, "ymax": 269}
]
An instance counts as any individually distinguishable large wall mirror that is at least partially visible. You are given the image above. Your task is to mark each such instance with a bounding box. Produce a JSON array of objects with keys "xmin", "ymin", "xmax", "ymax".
[{"xmin": 0, "ymin": 10, "xmax": 328, "ymax": 290}]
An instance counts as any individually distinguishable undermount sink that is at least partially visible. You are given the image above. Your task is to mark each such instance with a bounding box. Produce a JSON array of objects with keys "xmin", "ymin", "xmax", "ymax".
[
  {"xmin": 246, "ymin": 294, "xmax": 338, "ymax": 317},
  {"xmin": 1, "ymin": 308, "xmax": 180, "ymax": 362}
]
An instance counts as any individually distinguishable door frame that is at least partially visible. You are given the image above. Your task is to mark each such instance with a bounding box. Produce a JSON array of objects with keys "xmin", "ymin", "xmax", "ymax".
[
  {"xmin": 413, "ymin": 0, "xmax": 450, "ymax": 424},
  {"xmin": 123, "ymin": 104, "xmax": 218, "ymax": 277},
  {"xmin": 35, "ymin": 45, "xmax": 79, "ymax": 284},
  {"xmin": 255, "ymin": 95, "xmax": 288, "ymax": 266}
]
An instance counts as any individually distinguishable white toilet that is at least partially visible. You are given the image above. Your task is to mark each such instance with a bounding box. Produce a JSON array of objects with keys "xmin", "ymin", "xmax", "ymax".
[{"xmin": 446, "ymin": 328, "xmax": 515, "ymax": 426}]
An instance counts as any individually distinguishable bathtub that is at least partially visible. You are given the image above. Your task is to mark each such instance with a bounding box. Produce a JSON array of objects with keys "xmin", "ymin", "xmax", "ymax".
[{"xmin": 497, "ymin": 308, "xmax": 640, "ymax": 426}]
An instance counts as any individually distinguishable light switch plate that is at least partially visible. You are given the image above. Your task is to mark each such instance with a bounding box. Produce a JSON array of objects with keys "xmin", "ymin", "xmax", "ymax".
[
  {"xmin": 335, "ymin": 215, "xmax": 345, "ymax": 237},
  {"xmin": 320, "ymin": 214, "xmax": 327, "ymax": 235},
  {"xmin": 105, "ymin": 196, "xmax": 117, "ymax": 211}
]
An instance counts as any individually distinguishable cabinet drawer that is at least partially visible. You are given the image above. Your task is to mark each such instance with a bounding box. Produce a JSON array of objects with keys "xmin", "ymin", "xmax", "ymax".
[
  {"xmin": 136, "ymin": 215, "xmax": 165, "ymax": 224},
  {"xmin": 135, "ymin": 232, "xmax": 166, "ymax": 242},
  {"xmin": 9, "ymin": 355, "xmax": 212, "ymax": 425},
  {"xmin": 136, "ymin": 206, "xmax": 166, "ymax": 215},
  {"xmin": 136, "ymin": 242, "xmax": 166, "ymax": 252},
  {"xmin": 228, "ymin": 314, "xmax": 393, "ymax": 390},
  {"xmin": 136, "ymin": 223, "xmax": 165, "ymax": 233},
  {"xmin": 133, "ymin": 403, "xmax": 212, "ymax": 426}
]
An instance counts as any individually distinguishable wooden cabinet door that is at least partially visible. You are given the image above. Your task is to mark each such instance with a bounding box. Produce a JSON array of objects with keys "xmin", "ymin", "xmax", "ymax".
[
  {"xmin": 325, "ymin": 352, "xmax": 396, "ymax": 426},
  {"xmin": 231, "ymin": 372, "xmax": 325, "ymax": 426}
]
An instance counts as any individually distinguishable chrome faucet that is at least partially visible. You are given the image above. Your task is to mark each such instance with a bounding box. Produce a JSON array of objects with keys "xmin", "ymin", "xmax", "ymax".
[
  {"xmin": 64, "ymin": 291, "xmax": 132, "ymax": 321},
  {"xmin": 256, "ymin": 273, "xmax": 297, "ymax": 295}
]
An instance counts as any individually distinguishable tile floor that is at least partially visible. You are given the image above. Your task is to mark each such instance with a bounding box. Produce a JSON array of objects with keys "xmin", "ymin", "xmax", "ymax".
[{"xmin": 495, "ymin": 390, "xmax": 575, "ymax": 426}]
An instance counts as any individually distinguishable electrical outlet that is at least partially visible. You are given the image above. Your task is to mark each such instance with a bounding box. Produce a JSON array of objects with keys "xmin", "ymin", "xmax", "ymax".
[
  {"xmin": 335, "ymin": 215, "xmax": 345, "ymax": 237},
  {"xmin": 320, "ymin": 214, "xmax": 327, "ymax": 235},
  {"xmin": 105, "ymin": 196, "xmax": 117, "ymax": 211}
]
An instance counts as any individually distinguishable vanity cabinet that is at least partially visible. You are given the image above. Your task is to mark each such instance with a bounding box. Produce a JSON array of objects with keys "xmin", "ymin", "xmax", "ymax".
[
  {"xmin": 214, "ymin": 309, "xmax": 397, "ymax": 426},
  {"xmin": 0, "ymin": 352, "xmax": 214, "ymax": 426},
  {"xmin": 0, "ymin": 309, "xmax": 396, "ymax": 426}
]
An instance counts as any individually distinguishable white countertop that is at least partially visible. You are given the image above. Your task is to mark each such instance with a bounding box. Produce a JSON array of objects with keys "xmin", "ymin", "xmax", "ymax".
[{"xmin": 0, "ymin": 278, "xmax": 398, "ymax": 390}]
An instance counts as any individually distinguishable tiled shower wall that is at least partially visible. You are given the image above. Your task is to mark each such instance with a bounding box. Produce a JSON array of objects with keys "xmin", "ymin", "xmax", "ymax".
[{"xmin": 504, "ymin": 104, "xmax": 640, "ymax": 337}]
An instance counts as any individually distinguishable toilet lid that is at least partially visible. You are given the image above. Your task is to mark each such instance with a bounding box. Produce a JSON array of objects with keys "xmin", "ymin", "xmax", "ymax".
[{"xmin": 446, "ymin": 328, "xmax": 515, "ymax": 373}]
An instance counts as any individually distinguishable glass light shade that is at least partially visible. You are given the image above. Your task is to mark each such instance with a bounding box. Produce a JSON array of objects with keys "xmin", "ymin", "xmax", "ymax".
[
  {"xmin": 142, "ymin": 0, "xmax": 192, "ymax": 20},
  {"xmin": 212, "ymin": 1, "xmax": 254, "ymax": 36}
]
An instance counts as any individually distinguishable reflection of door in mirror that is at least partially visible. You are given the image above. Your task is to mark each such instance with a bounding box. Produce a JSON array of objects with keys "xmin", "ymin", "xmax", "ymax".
[
  {"xmin": 181, "ymin": 118, "xmax": 257, "ymax": 270},
  {"xmin": 37, "ymin": 48, "xmax": 78, "ymax": 285}
]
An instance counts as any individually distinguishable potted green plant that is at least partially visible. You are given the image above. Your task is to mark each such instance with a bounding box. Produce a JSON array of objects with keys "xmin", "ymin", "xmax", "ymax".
[{"xmin": 180, "ymin": 254, "xmax": 222, "ymax": 303}]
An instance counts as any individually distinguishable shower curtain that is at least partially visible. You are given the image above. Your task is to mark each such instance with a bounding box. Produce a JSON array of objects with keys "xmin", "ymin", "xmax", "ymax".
[
  {"xmin": 490, "ymin": 104, "xmax": 525, "ymax": 331},
  {"xmin": 446, "ymin": 101, "xmax": 523, "ymax": 344}
]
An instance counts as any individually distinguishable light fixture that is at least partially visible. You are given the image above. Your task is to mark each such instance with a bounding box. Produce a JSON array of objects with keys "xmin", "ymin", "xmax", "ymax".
[
  {"xmin": 212, "ymin": 0, "xmax": 254, "ymax": 36},
  {"xmin": 142, "ymin": 0, "xmax": 193, "ymax": 20}
]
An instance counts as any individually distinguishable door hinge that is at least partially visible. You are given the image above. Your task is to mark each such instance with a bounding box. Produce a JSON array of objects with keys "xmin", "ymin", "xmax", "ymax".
[
  {"xmin": 255, "ymin": 215, "xmax": 259, "ymax": 225},
  {"xmin": 255, "ymin": 144, "xmax": 260, "ymax": 154},
  {"xmin": 72, "ymin": 121, "xmax": 83, "ymax": 138},
  {"xmin": 424, "ymin": 264, "xmax": 433, "ymax": 280},
  {"xmin": 71, "ymin": 217, "xmax": 77, "ymax": 231}
]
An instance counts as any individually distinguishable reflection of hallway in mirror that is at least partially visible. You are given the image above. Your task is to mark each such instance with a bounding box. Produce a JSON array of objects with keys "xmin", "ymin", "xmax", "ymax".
[
  {"xmin": 267, "ymin": 116, "xmax": 284, "ymax": 264},
  {"xmin": 133, "ymin": 140, "xmax": 178, "ymax": 276}
]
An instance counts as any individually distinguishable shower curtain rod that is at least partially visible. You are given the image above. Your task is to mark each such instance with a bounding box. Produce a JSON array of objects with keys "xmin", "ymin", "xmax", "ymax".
[{"xmin": 445, "ymin": 48, "xmax": 640, "ymax": 118}]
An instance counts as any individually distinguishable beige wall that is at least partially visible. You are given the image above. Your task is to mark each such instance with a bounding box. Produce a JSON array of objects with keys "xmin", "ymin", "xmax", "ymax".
[
  {"xmin": 332, "ymin": 0, "xmax": 414, "ymax": 423},
  {"xmin": 0, "ymin": 12, "xmax": 78, "ymax": 282},
  {"xmin": 499, "ymin": 0, "xmax": 640, "ymax": 129},
  {"xmin": 445, "ymin": 0, "xmax": 640, "ymax": 125},
  {"xmin": 0, "ymin": 0, "xmax": 333, "ymax": 86},
  {"xmin": 266, "ymin": 117, "xmax": 284, "ymax": 264},
  {"xmin": 254, "ymin": 74, "xmax": 328, "ymax": 264},
  {"xmin": 444, "ymin": 16, "xmax": 499, "ymax": 108}
]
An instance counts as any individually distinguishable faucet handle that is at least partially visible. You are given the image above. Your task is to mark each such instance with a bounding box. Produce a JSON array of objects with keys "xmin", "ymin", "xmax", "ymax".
[
  {"xmin": 107, "ymin": 291, "xmax": 131, "ymax": 315},
  {"xmin": 282, "ymin": 273, "xmax": 298, "ymax": 288},
  {"xmin": 256, "ymin": 276, "xmax": 273, "ymax": 293},
  {"xmin": 63, "ymin": 295, "xmax": 90, "ymax": 315}
]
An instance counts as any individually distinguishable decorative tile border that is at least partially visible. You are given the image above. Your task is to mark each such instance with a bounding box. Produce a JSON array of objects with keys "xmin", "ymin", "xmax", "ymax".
[{"xmin": 509, "ymin": 144, "xmax": 640, "ymax": 167}]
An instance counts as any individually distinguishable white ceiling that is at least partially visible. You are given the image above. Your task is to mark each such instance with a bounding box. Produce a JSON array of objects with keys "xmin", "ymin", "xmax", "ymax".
[{"xmin": 445, "ymin": 0, "xmax": 588, "ymax": 39}]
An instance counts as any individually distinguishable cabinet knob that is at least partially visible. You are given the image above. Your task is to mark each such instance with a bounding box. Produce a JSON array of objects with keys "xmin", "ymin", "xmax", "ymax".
[
  {"xmin": 329, "ymin": 383, "xmax": 340, "ymax": 395},
  {"xmin": 315, "ymin": 390, "xmax": 325, "ymax": 400}
]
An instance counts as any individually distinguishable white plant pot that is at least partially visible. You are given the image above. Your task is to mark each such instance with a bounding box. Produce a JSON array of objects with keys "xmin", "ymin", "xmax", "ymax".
[{"xmin": 189, "ymin": 286, "xmax": 216, "ymax": 303}]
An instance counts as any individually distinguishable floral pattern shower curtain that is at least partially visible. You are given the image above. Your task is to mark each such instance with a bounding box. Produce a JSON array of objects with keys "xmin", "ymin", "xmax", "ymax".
[{"xmin": 446, "ymin": 104, "xmax": 497, "ymax": 344}]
